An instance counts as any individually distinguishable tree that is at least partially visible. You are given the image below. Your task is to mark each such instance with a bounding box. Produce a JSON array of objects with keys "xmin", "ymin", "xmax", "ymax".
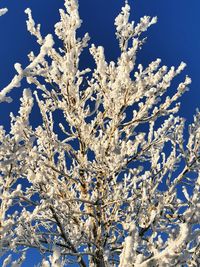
[{"xmin": 0, "ymin": 0, "xmax": 200, "ymax": 266}]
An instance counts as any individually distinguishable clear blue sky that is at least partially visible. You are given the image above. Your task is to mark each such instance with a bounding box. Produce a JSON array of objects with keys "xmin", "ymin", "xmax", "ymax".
[{"xmin": 0, "ymin": 0, "xmax": 199, "ymax": 266}]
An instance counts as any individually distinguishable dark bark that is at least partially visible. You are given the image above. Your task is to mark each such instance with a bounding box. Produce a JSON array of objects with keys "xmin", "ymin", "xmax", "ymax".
[
  {"xmin": 91, "ymin": 250, "xmax": 106, "ymax": 267},
  {"xmin": 49, "ymin": 206, "xmax": 87, "ymax": 267}
]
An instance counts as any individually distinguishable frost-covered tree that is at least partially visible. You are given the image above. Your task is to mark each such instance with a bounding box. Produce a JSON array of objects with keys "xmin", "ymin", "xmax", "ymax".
[{"xmin": 0, "ymin": 1, "xmax": 200, "ymax": 266}]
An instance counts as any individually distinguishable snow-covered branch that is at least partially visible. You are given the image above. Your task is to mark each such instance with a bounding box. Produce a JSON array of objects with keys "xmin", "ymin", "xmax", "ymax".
[{"xmin": 0, "ymin": 0, "xmax": 199, "ymax": 266}]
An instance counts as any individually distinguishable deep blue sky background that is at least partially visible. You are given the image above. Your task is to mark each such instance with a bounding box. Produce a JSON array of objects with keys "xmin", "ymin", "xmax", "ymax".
[{"xmin": 0, "ymin": 0, "xmax": 199, "ymax": 266}]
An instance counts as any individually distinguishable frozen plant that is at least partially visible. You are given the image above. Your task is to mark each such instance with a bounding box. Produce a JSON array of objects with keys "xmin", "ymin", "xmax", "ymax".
[
  {"xmin": 0, "ymin": 8, "xmax": 8, "ymax": 17},
  {"xmin": 0, "ymin": 0, "xmax": 200, "ymax": 266}
]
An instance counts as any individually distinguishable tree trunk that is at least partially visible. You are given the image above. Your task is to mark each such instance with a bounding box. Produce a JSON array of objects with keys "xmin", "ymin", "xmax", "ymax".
[{"xmin": 90, "ymin": 250, "xmax": 106, "ymax": 267}]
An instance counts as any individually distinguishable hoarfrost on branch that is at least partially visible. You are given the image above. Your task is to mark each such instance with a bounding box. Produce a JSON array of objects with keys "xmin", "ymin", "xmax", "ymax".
[{"xmin": 0, "ymin": 0, "xmax": 200, "ymax": 266}]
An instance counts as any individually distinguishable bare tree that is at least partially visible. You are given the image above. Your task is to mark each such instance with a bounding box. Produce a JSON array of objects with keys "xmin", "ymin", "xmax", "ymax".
[{"xmin": 0, "ymin": 1, "xmax": 200, "ymax": 266}]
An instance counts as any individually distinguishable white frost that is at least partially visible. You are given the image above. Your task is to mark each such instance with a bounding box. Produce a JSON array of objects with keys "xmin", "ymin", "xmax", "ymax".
[{"xmin": 0, "ymin": 8, "xmax": 8, "ymax": 16}]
